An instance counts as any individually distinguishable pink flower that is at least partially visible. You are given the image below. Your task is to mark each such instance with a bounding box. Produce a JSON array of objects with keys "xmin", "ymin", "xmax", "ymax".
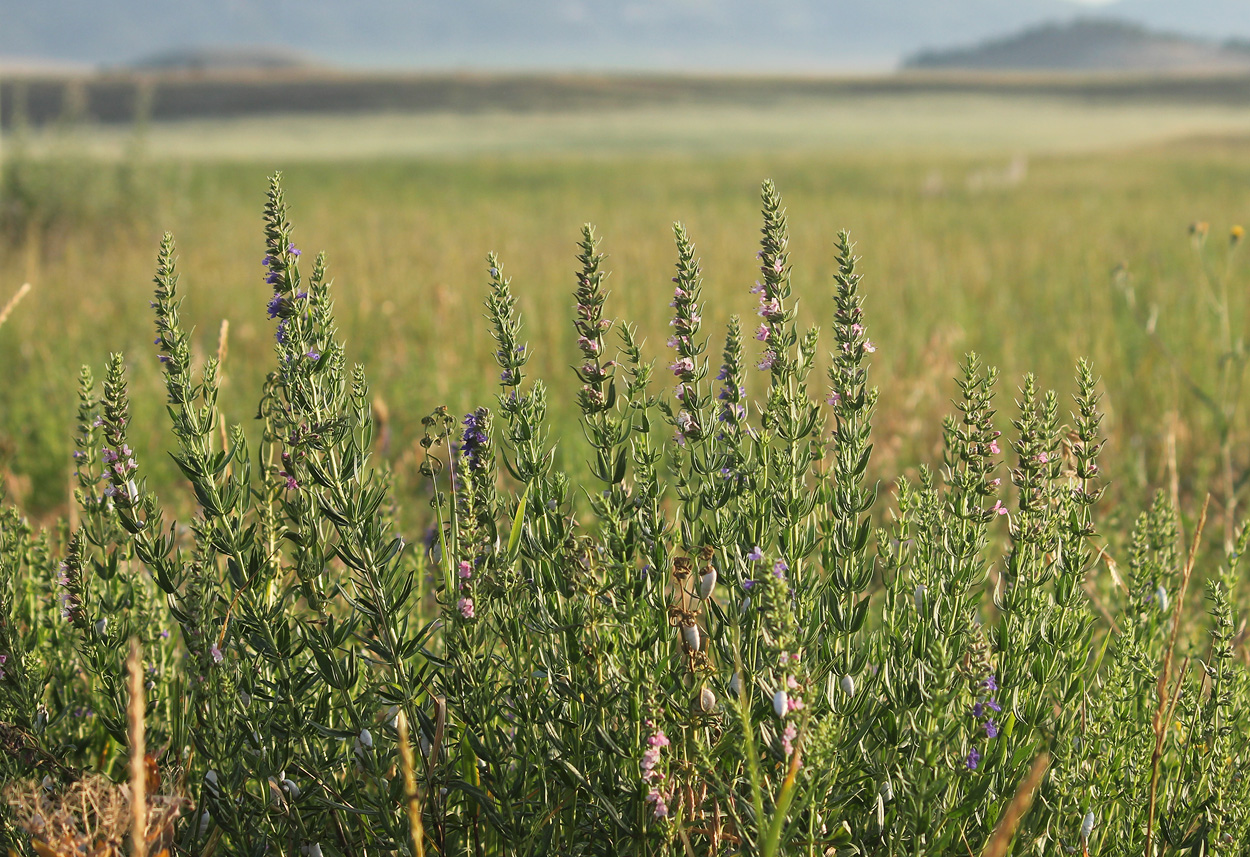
[
  {"xmin": 1037, "ymin": 452, "xmax": 1049, "ymax": 463},
  {"xmin": 772, "ymin": 257, "xmax": 784, "ymax": 274},
  {"xmin": 210, "ymin": 644, "xmax": 223, "ymax": 665},
  {"xmin": 782, "ymin": 722, "xmax": 798, "ymax": 758},
  {"xmin": 646, "ymin": 787, "xmax": 670, "ymax": 819},
  {"xmin": 826, "ymin": 391, "xmax": 841, "ymax": 406},
  {"xmin": 458, "ymin": 560, "xmax": 472, "ymax": 579},
  {"xmin": 988, "ymin": 441, "xmax": 1001, "ymax": 455},
  {"xmin": 757, "ymin": 298, "xmax": 781, "ymax": 318},
  {"xmin": 991, "ymin": 500, "xmax": 1007, "ymax": 516},
  {"xmin": 755, "ymin": 324, "xmax": 770, "ymax": 341},
  {"xmin": 863, "ymin": 340, "xmax": 877, "ymax": 353},
  {"xmin": 458, "ymin": 598, "xmax": 475, "ymax": 619}
]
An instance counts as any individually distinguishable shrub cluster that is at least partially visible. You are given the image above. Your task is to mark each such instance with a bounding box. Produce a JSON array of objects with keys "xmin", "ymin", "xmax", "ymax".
[{"xmin": 1, "ymin": 176, "xmax": 1248, "ymax": 856}]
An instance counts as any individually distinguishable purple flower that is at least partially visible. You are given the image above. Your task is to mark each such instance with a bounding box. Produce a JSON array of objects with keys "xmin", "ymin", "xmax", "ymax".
[
  {"xmin": 280, "ymin": 470, "xmax": 298, "ymax": 491},
  {"xmin": 742, "ymin": 579, "xmax": 755, "ymax": 591},
  {"xmin": 287, "ymin": 243, "xmax": 300, "ymax": 256},
  {"xmin": 267, "ymin": 295, "xmax": 285, "ymax": 319},
  {"xmin": 747, "ymin": 546, "xmax": 764, "ymax": 562},
  {"xmin": 305, "ymin": 350, "xmax": 320, "ymax": 361},
  {"xmin": 983, "ymin": 675, "xmax": 998, "ymax": 692},
  {"xmin": 966, "ymin": 748, "xmax": 981, "ymax": 770},
  {"xmin": 773, "ymin": 559, "xmax": 789, "ymax": 578},
  {"xmin": 210, "ymin": 644, "xmax": 223, "ymax": 665},
  {"xmin": 755, "ymin": 323, "xmax": 770, "ymax": 341},
  {"xmin": 827, "ymin": 391, "xmax": 842, "ymax": 406},
  {"xmin": 0, "ymin": 653, "xmax": 7, "ymax": 680},
  {"xmin": 461, "ymin": 408, "xmax": 490, "ymax": 470},
  {"xmin": 984, "ymin": 719, "xmax": 999, "ymax": 739}
]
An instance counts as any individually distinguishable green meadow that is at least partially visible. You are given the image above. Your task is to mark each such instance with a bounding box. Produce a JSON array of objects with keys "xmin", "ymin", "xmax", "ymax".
[{"xmin": 2, "ymin": 85, "xmax": 1249, "ymax": 520}]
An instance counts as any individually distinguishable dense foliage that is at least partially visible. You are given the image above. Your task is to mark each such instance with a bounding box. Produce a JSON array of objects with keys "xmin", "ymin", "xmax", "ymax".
[{"xmin": 1, "ymin": 176, "xmax": 1248, "ymax": 856}]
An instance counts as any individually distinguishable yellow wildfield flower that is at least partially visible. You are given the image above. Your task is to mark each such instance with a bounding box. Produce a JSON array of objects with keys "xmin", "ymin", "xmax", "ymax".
[{"xmin": 1232, "ymin": 224, "xmax": 1245, "ymax": 245}]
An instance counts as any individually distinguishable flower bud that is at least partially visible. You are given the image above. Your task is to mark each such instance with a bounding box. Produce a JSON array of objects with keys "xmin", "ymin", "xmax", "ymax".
[
  {"xmin": 772, "ymin": 690, "xmax": 788, "ymax": 718},
  {"xmin": 1080, "ymin": 811, "xmax": 1095, "ymax": 841}
]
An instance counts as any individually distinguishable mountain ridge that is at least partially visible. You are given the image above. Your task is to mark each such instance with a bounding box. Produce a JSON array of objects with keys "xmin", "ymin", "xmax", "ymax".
[
  {"xmin": 906, "ymin": 18, "xmax": 1250, "ymax": 72},
  {"xmin": 2, "ymin": 0, "xmax": 1249, "ymax": 71}
]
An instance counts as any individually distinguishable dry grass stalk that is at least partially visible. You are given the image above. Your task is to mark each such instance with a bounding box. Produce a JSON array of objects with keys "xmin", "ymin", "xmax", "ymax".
[
  {"xmin": 981, "ymin": 752, "xmax": 1050, "ymax": 857},
  {"xmin": 1145, "ymin": 494, "xmax": 1208, "ymax": 857},
  {"xmin": 396, "ymin": 710, "xmax": 425, "ymax": 857},
  {"xmin": 5, "ymin": 774, "xmax": 187, "ymax": 857},
  {"xmin": 0, "ymin": 283, "xmax": 32, "ymax": 330},
  {"xmin": 127, "ymin": 638, "xmax": 147, "ymax": 857}
]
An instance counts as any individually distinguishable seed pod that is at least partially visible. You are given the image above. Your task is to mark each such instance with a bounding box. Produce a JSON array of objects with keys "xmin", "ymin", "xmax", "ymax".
[
  {"xmin": 773, "ymin": 690, "xmax": 788, "ymax": 718},
  {"xmin": 698, "ymin": 566, "xmax": 718, "ymax": 599},
  {"xmin": 841, "ymin": 675, "xmax": 856, "ymax": 697},
  {"xmin": 879, "ymin": 780, "xmax": 894, "ymax": 802},
  {"xmin": 673, "ymin": 556, "xmax": 694, "ymax": 581},
  {"xmin": 698, "ymin": 687, "xmax": 716, "ymax": 713},
  {"xmin": 740, "ymin": 597, "xmax": 751, "ymax": 612},
  {"xmin": 1156, "ymin": 585, "xmax": 1169, "ymax": 613},
  {"xmin": 94, "ymin": 617, "xmax": 108, "ymax": 636},
  {"xmin": 728, "ymin": 672, "xmax": 742, "ymax": 697},
  {"xmin": 681, "ymin": 624, "xmax": 701, "ymax": 652},
  {"xmin": 914, "ymin": 584, "xmax": 926, "ymax": 612}
]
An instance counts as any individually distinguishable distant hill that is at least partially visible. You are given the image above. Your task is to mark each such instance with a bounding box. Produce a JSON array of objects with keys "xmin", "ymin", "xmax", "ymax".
[
  {"xmin": 905, "ymin": 18, "xmax": 1250, "ymax": 72},
  {"xmin": 3, "ymin": 0, "xmax": 1250, "ymax": 72}
]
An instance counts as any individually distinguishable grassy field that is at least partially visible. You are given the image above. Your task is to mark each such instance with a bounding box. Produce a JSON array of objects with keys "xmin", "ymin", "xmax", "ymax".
[{"xmin": 1, "ymin": 87, "xmax": 1248, "ymax": 523}]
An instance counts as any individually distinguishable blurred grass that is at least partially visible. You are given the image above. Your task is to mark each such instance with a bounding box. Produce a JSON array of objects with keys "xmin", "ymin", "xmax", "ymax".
[{"xmin": 1, "ymin": 92, "xmax": 1247, "ymax": 522}]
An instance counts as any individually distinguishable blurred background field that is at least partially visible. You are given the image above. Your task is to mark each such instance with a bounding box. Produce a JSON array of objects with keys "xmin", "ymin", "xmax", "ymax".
[{"xmin": 1, "ymin": 72, "xmax": 1248, "ymax": 525}]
